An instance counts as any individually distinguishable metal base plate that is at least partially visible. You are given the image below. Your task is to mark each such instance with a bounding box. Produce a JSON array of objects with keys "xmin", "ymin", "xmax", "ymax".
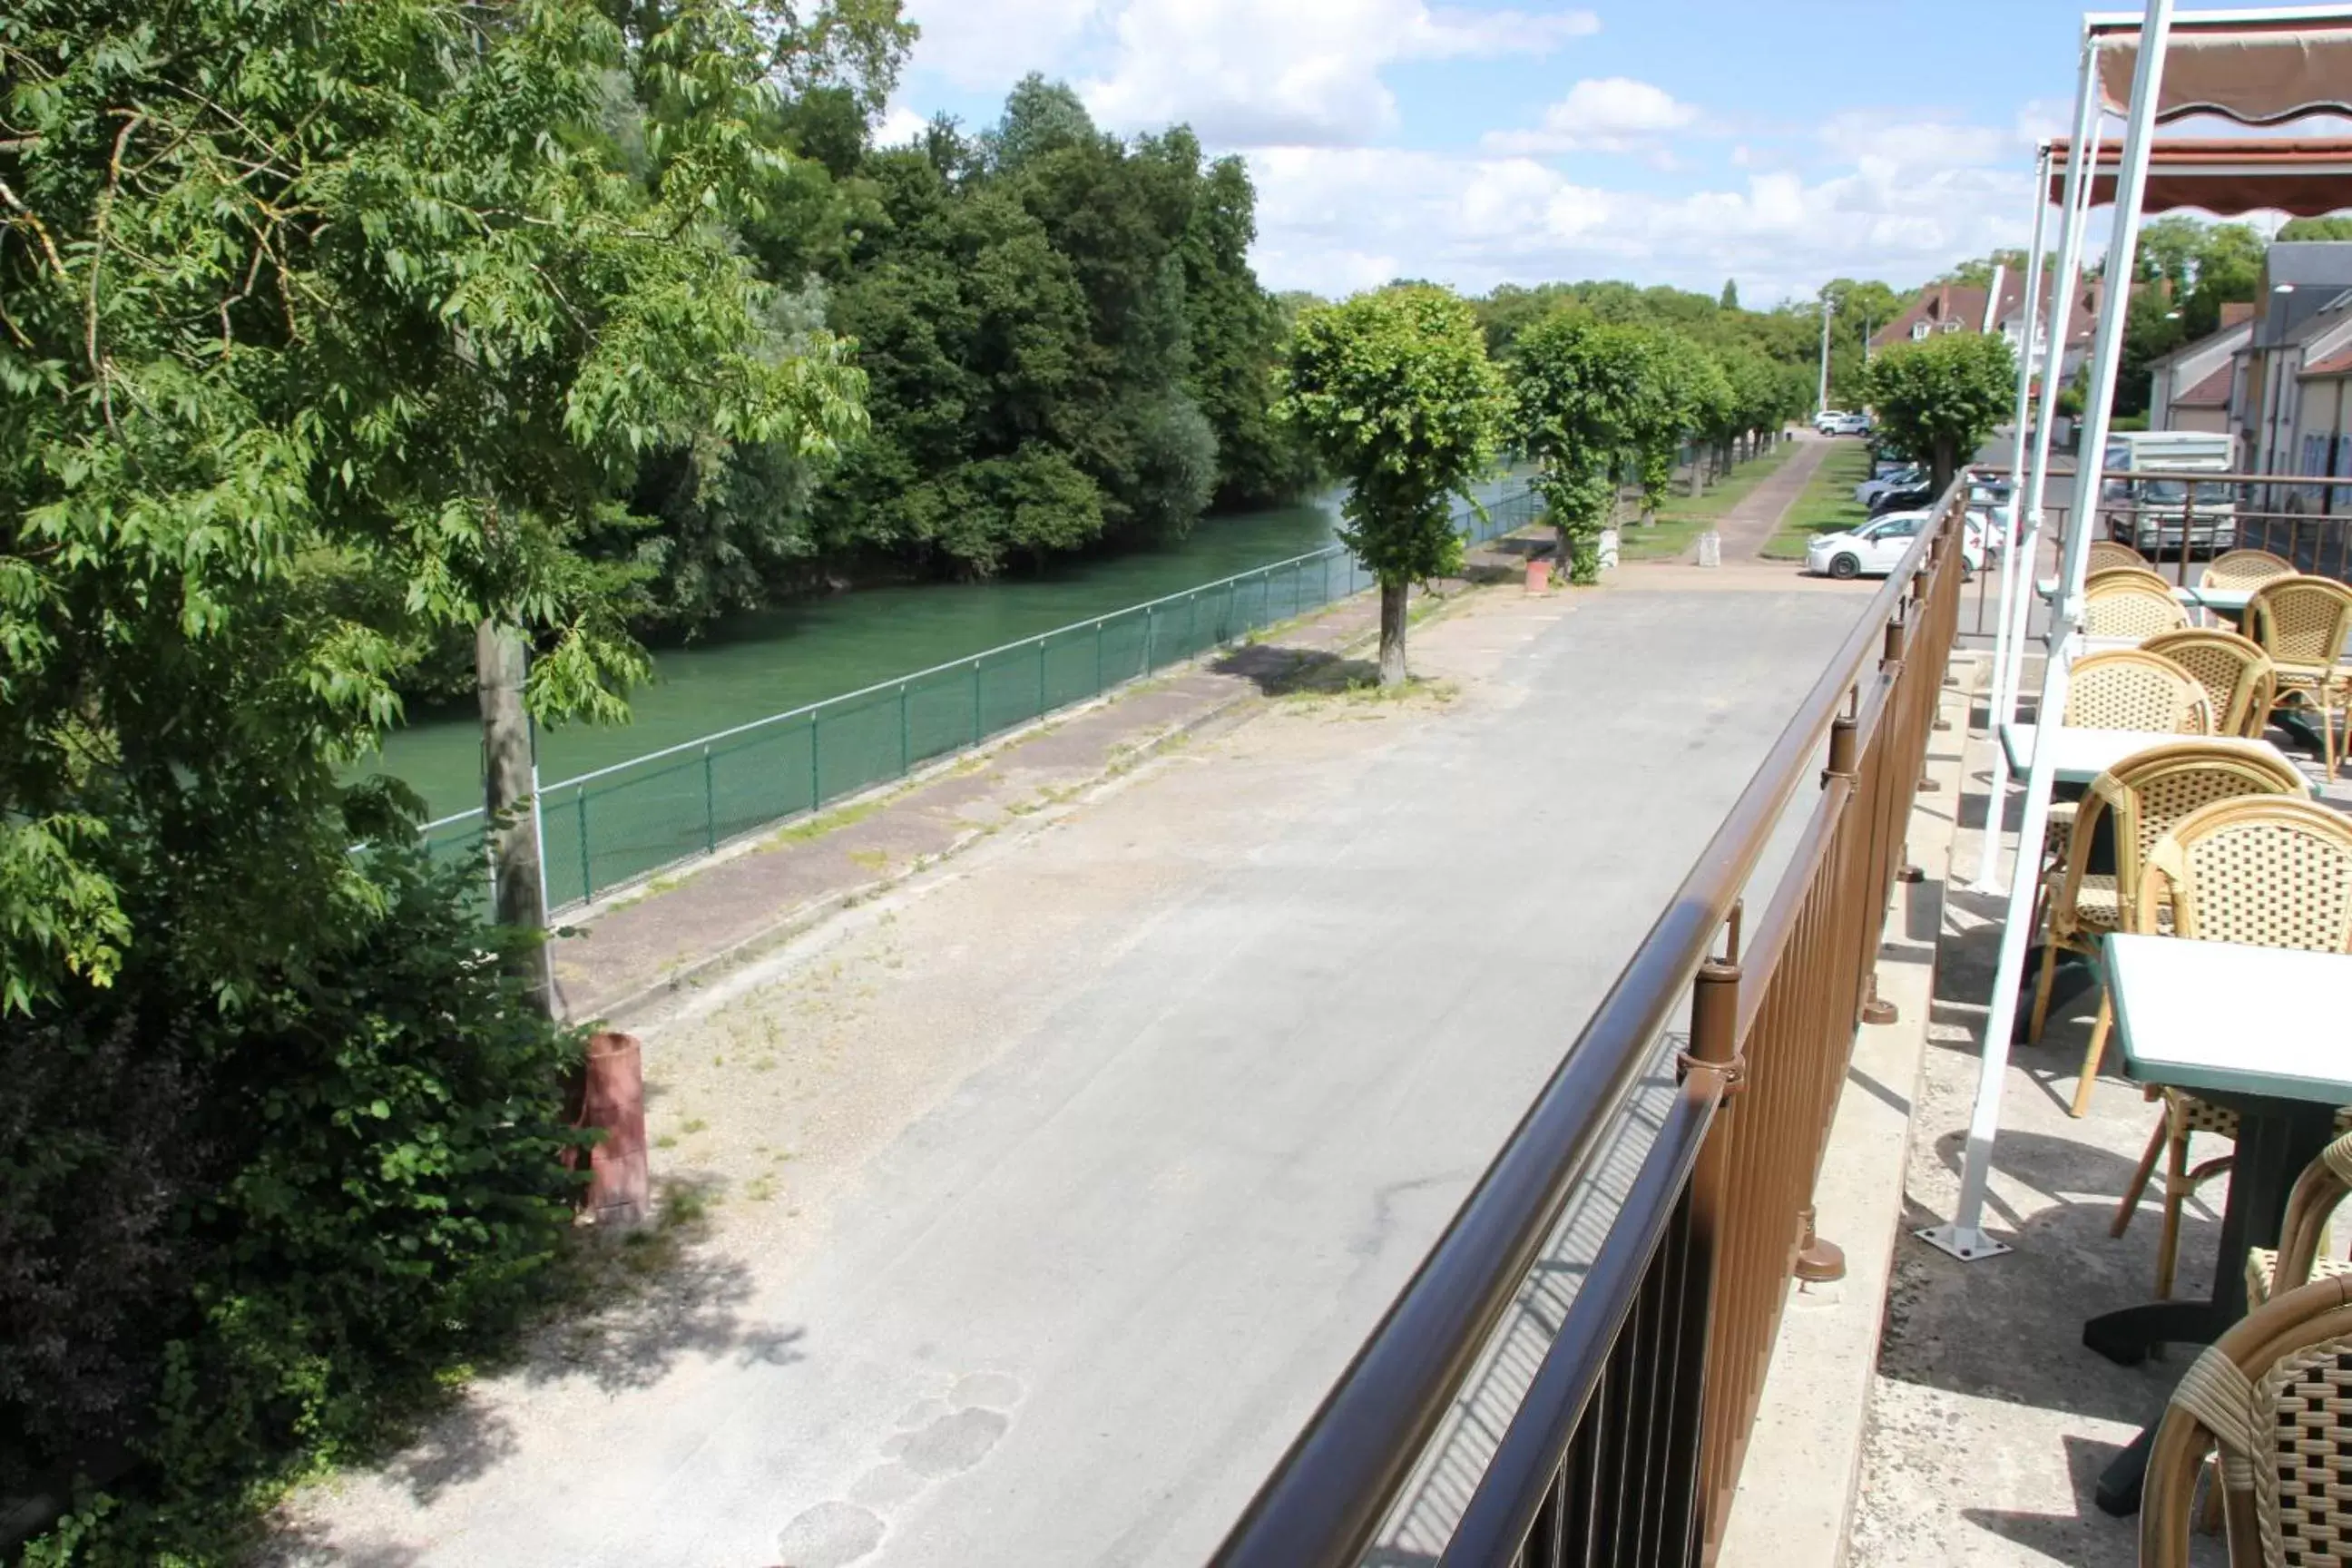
[{"xmin": 1916, "ymin": 1223, "xmax": 2012, "ymax": 1261}]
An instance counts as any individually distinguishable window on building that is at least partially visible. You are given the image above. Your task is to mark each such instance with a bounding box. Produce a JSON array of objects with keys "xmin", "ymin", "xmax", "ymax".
[
  {"xmin": 1941, "ymin": 320, "xmax": 1961, "ymax": 334},
  {"xmin": 1911, "ymin": 321, "xmax": 1931, "ymax": 341}
]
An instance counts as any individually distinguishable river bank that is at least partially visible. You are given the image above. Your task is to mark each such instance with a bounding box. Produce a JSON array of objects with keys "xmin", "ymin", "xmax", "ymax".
[{"xmin": 370, "ymin": 475, "xmax": 1531, "ymax": 818}]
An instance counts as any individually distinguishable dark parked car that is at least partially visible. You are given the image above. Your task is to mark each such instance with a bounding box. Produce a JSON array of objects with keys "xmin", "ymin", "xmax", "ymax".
[{"xmin": 1868, "ymin": 485, "xmax": 1934, "ymax": 517}]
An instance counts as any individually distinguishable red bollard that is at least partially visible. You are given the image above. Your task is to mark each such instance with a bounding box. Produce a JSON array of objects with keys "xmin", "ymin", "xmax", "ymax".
[
  {"xmin": 1525, "ymin": 556, "xmax": 1552, "ymax": 594},
  {"xmin": 573, "ymin": 1030, "xmax": 650, "ymax": 1227}
]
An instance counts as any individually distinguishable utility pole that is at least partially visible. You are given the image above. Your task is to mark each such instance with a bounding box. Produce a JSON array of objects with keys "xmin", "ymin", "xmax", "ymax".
[
  {"xmin": 476, "ymin": 620, "xmax": 554, "ymax": 1018},
  {"xmin": 1817, "ymin": 295, "xmax": 1835, "ymax": 411}
]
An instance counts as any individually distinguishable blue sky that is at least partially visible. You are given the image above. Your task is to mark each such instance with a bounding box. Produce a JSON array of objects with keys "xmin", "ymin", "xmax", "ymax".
[{"xmin": 880, "ymin": 0, "xmax": 2298, "ymax": 303}]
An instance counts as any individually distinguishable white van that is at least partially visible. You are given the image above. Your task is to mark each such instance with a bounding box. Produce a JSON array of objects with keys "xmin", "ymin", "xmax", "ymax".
[{"xmin": 2100, "ymin": 430, "xmax": 2238, "ymax": 555}]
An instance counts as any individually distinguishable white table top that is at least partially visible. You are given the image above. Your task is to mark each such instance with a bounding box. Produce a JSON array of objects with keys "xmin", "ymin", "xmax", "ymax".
[
  {"xmin": 1998, "ymin": 722, "xmax": 2307, "ymax": 788},
  {"xmin": 2105, "ymin": 934, "xmax": 2352, "ymax": 1104}
]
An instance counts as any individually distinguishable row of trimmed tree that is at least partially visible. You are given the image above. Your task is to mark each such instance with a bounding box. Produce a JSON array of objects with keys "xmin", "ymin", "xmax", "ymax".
[{"xmin": 1279, "ymin": 288, "xmax": 1816, "ymax": 685}]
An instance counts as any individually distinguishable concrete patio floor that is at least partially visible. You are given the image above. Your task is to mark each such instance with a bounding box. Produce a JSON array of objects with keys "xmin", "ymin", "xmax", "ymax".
[{"xmin": 1848, "ymin": 665, "xmax": 2352, "ymax": 1567}]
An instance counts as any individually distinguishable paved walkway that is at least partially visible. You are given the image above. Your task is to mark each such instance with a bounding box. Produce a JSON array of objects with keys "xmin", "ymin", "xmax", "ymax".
[
  {"xmin": 279, "ymin": 574, "xmax": 1877, "ymax": 1568},
  {"xmin": 1692, "ymin": 429, "xmax": 1836, "ymax": 561}
]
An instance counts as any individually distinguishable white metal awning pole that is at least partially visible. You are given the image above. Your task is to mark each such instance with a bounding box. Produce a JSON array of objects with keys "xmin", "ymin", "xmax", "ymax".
[
  {"xmin": 1926, "ymin": 0, "xmax": 2174, "ymax": 1261},
  {"xmin": 1975, "ymin": 104, "xmax": 2103, "ymax": 893},
  {"xmin": 1969, "ymin": 142, "xmax": 2056, "ymax": 894}
]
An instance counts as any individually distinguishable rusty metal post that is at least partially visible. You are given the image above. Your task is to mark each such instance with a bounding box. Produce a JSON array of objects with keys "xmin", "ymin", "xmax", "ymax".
[
  {"xmin": 573, "ymin": 1030, "xmax": 651, "ymax": 1227},
  {"xmin": 1793, "ymin": 1204, "xmax": 1847, "ymax": 1284}
]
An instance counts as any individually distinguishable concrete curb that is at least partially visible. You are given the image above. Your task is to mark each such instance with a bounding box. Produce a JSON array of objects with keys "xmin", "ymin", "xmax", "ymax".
[
  {"xmin": 581, "ymin": 577, "xmax": 1514, "ymax": 1031},
  {"xmin": 1713, "ymin": 651, "xmax": 1982, "ymax": 1568}
]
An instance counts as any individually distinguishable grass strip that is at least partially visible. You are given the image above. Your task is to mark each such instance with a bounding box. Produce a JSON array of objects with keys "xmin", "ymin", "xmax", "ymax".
[{"xmin": 1760, "ymin": 440, "xmax": 1878, "ymax": 561}]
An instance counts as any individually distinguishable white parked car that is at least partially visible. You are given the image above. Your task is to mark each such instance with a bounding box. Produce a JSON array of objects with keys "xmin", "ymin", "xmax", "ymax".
[
  {"xmin": 1855, "ymin": 464, "xmax": 1926, "ymax": 507},
  {"xmin": 1818, "ymin": 411, "xmax": 1872, "ymax": 436},
  {"xmin": 1805, "ymin": 510, "xmax": 1984, "ymax": 581}
]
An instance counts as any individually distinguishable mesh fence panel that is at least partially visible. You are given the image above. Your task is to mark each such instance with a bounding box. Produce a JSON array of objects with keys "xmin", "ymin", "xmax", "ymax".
[{"xmin": 421, "ymin": 485, "xmax": 1538, "ymax": 912}]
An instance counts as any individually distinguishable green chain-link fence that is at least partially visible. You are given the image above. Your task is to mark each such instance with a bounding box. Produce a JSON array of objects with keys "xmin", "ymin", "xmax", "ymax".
[{"xmin": 421, "ymin": 485, "xmax": 1542, "ymax": 912}]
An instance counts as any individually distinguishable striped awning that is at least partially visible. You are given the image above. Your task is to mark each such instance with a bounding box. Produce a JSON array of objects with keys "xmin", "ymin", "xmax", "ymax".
[
  {"xmin": 2045, "ymin": 136, "xmax": 2352, "ymax": 214},
  {"xmin": 2091, "ymin": 7, "xmax": 2352, "ymax": 124}
]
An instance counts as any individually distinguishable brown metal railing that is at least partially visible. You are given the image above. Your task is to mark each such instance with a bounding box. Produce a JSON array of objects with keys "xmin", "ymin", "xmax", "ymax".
[{"xmin": 1212, "ymin": 480, "xmax": 1969, "ymax": 1567}]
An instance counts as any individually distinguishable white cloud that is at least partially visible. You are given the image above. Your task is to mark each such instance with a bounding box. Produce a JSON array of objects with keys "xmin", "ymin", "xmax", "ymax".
[
  {"xmin": 874, "ymin": 102, "xmax": 930, "ymax": 147},
  {"xmin": 1245, "ymin": 140, "xmax": 2044, "ymax": 304},
  {"xmin": 901, "ymin": 0, "xmax": 1102, "ymax": 91},
  {"xmin": 1482, "ymin": 76, "xmax": 1700, "ymax": 154},
  {"xmin": 1077, "ymin": 0, "xmax": 1599, "ymax": 147}
]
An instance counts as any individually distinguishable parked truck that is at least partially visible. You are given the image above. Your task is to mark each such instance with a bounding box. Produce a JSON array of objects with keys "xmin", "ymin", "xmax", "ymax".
[{"xmin": 2099, "ymin": 429, "xmax": 2239, "ymax": 556}]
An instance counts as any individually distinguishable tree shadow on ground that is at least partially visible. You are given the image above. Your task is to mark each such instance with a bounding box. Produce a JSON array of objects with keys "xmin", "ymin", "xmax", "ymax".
[
  {"xmin": 264, "ymin": 1177, "xmax": 806, "ymax": 1556},
  {"xmin": 1210, "ymin": 644, "xmax": 1383, "ymax": 696}
]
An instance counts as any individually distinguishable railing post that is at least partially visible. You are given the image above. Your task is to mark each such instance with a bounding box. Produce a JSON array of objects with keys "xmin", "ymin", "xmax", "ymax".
[
  {"xmin": 1094, "ymin": 619, "xmax": 1104, "ymax": 693},
  {"xmin": 899, "ymin": 682, "xmax": 911, "ymax": 775},
  {"xmin": 1793, "ymin": 1204, "xmax": 1847, "ymax": 1284},
  {"xmin": 1679, "ymin": 917, "xmax": 1742, "ymax": 1555},
  {"xmin": 1143, "ymin": 603, "xmax": 1156, "ymax": 672},
  {"xmin": 970, "ymin": 657, "xmax": 983, "ymax": 743},
  {"xmin": 1037, "ymin": 633, "xmax": 1048, "ymax": 719},
  {"xmin": 808, "ymin": 709, "xmax": 822, "ymax": 811},
  {"xmin": 702, "ymin": 744, "xmax": 716, "ymax": 854}
]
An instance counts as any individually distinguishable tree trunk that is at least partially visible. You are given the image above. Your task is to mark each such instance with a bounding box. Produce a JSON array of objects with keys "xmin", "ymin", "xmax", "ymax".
[
  {"xmin": 1377, "ymin": 578, "xmax": 1408, "ymax": 688},
  {"xmin": 476, "ymin": 619, "xmax": 554, "ymax": 1017},
  {"xmin": 1930, "ymin": 437, "xmax": 1957, "ymax": 498}
]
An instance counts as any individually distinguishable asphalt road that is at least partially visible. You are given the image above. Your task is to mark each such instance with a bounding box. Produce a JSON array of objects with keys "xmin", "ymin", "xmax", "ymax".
[{"xmin": 288, "ymin": 580, "xmax": 1874, "ymax": 1568}]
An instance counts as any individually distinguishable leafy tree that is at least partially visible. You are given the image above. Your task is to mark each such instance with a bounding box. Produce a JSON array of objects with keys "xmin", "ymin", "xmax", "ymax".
[
  {"xmin": 2278, "ymin": 215, "xmax": 2352, "ymax": 241},
  {"xmin": 1505, "ymin": 314, "xmax": 1660, "ymax": 583},
  {"xmin": 1720, "ymin": 279, "xmax": 1740, "ymax": 310},
  {"xmin": 1648, "ymin": 334, "xmax": 1732, "ymax": 495},
  {"xmin": 2, "ymin": 0, "xmax": 879, "ymax": 1548},
  {"xmin": 3, "ymin": 0, "xmax": 869, "ymax": 1010},
  {"xmin": 1279, "ymin": 287, "xmax": 1504, "ymax": 682},
  {"xmin": 1863, "ymin": 333, "xmax": 2017, "ymax": 493}
]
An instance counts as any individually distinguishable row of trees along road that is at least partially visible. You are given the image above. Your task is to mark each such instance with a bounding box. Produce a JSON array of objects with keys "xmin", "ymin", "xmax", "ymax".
[{"xmin": 1279, "ymin": 286, "xmax": 1814, "ymax": 686}]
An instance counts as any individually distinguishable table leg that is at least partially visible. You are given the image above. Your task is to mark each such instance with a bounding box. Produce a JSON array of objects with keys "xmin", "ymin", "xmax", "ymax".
[{"xmin": 2088, "ymin": 1097, "xmax": 2337, "ymax": 1514}]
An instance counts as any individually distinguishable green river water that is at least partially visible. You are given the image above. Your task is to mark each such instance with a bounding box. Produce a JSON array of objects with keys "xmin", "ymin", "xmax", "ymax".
[{"xmin": 375, "ymin": 492, "xmax": 1367, "ymax": 820}]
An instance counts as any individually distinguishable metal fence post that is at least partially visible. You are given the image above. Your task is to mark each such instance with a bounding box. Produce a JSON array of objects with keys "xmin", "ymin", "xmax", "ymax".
[
  {"xmin": 702, "ymin": 744, "xmax": 716, "ymax": 854},
  {"xmin": 899, "ymin": 682, "xmax": 910, "ymax": 775},
  {"xmin": 1037, "ymin": 633, "xmax": 1048, "ymax": 717},
  {"xmin": 808, "ymin": 709, "xmax": 822, "ymax": 811},
  {"xmin": 576, "ymin": 788, "xmax": 593, "ymax": 904},
  {"xmin": 971, "ymin": 657, "xmax": 983, "ymax": 742},
  {"xmin": 1143, "ymin": 603, "xmax": 1155, "ymax": 672},
  {"xmin": 1094, "ymin": 618, "xmax": 1105, "ymax": 692}
]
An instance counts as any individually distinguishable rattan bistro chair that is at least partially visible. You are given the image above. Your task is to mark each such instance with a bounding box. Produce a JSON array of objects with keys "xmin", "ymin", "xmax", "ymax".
[
  {"xmin": 2245, "ymin": 575, "xmax": 2352, "ymax": 780},
  {"xmin": 2141, "ymin": 1274, "xmax": 2352, "ymax": 1567},
  {"xmin": 2089, "ymin": 564, "xmax": 2180, "ymax": 597},
  {"xmin": 2143, "ymin": 629, "xmax": 2278, "ymax": 740},
  {"xmin": 2200, "ymin": 548, "xmax": 2297, "ymax": 595},
  {"xmin": 2244, "ymin": 1132, "xmax": 2352, "ymax": 1308},
  {"xmin": 2062, "ymin": 649, "xmax": 2215, "ymax": 735},
  {"xmin": 2114, "ymin": 798, "xmax": 2352, "ymax": 1299},
  {"xmin": 2085, "ymin": 573, "xmax": 2194, "ymax": 640},
  {"xmin": 2091, "ymin": 539, "xmax": 2152, "ymax": 575},
  {"xmin": 2028, "ymin": 742, "xmax": 2303, "ymax": 1119},
  {"xmin": 2036, "ymin": 650, "xmax": 2216, "ymax": 871}
]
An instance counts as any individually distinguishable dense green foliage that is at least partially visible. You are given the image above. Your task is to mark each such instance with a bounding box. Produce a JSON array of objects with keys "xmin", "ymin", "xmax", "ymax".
[
  {"xmin": 1863, "ymin": 333, "xmax": 2017, "ymax": 493},
  {"xmin": 804, "ymin": 86, "xmax": 1307, "ymax": 583},
  {"xmin": 0, "ymin": 0, "xmax": 880, "ymax": 1553},
  {"xmin": 1278, "ymin": 286, "xmax": 1502, "ymax": 682},
  {"xmin": 4, "ymin": 854, "xmax": 583, "ymax": 1563}
]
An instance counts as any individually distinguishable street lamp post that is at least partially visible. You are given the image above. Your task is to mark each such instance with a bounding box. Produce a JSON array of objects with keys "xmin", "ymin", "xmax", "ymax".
[{"xmin": 1817, "ymin": 296, "xmax": 1835, "ymax": 411}]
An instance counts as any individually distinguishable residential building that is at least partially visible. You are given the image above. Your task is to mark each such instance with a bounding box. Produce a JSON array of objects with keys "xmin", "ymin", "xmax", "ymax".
[
  {"xmin": 2146, "ymin": 300, "xmax": 2254, "ymax": 435},
  {"xmin": 2237, "ymin": 242, "xmax": 2352, "ymax": 505}
]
